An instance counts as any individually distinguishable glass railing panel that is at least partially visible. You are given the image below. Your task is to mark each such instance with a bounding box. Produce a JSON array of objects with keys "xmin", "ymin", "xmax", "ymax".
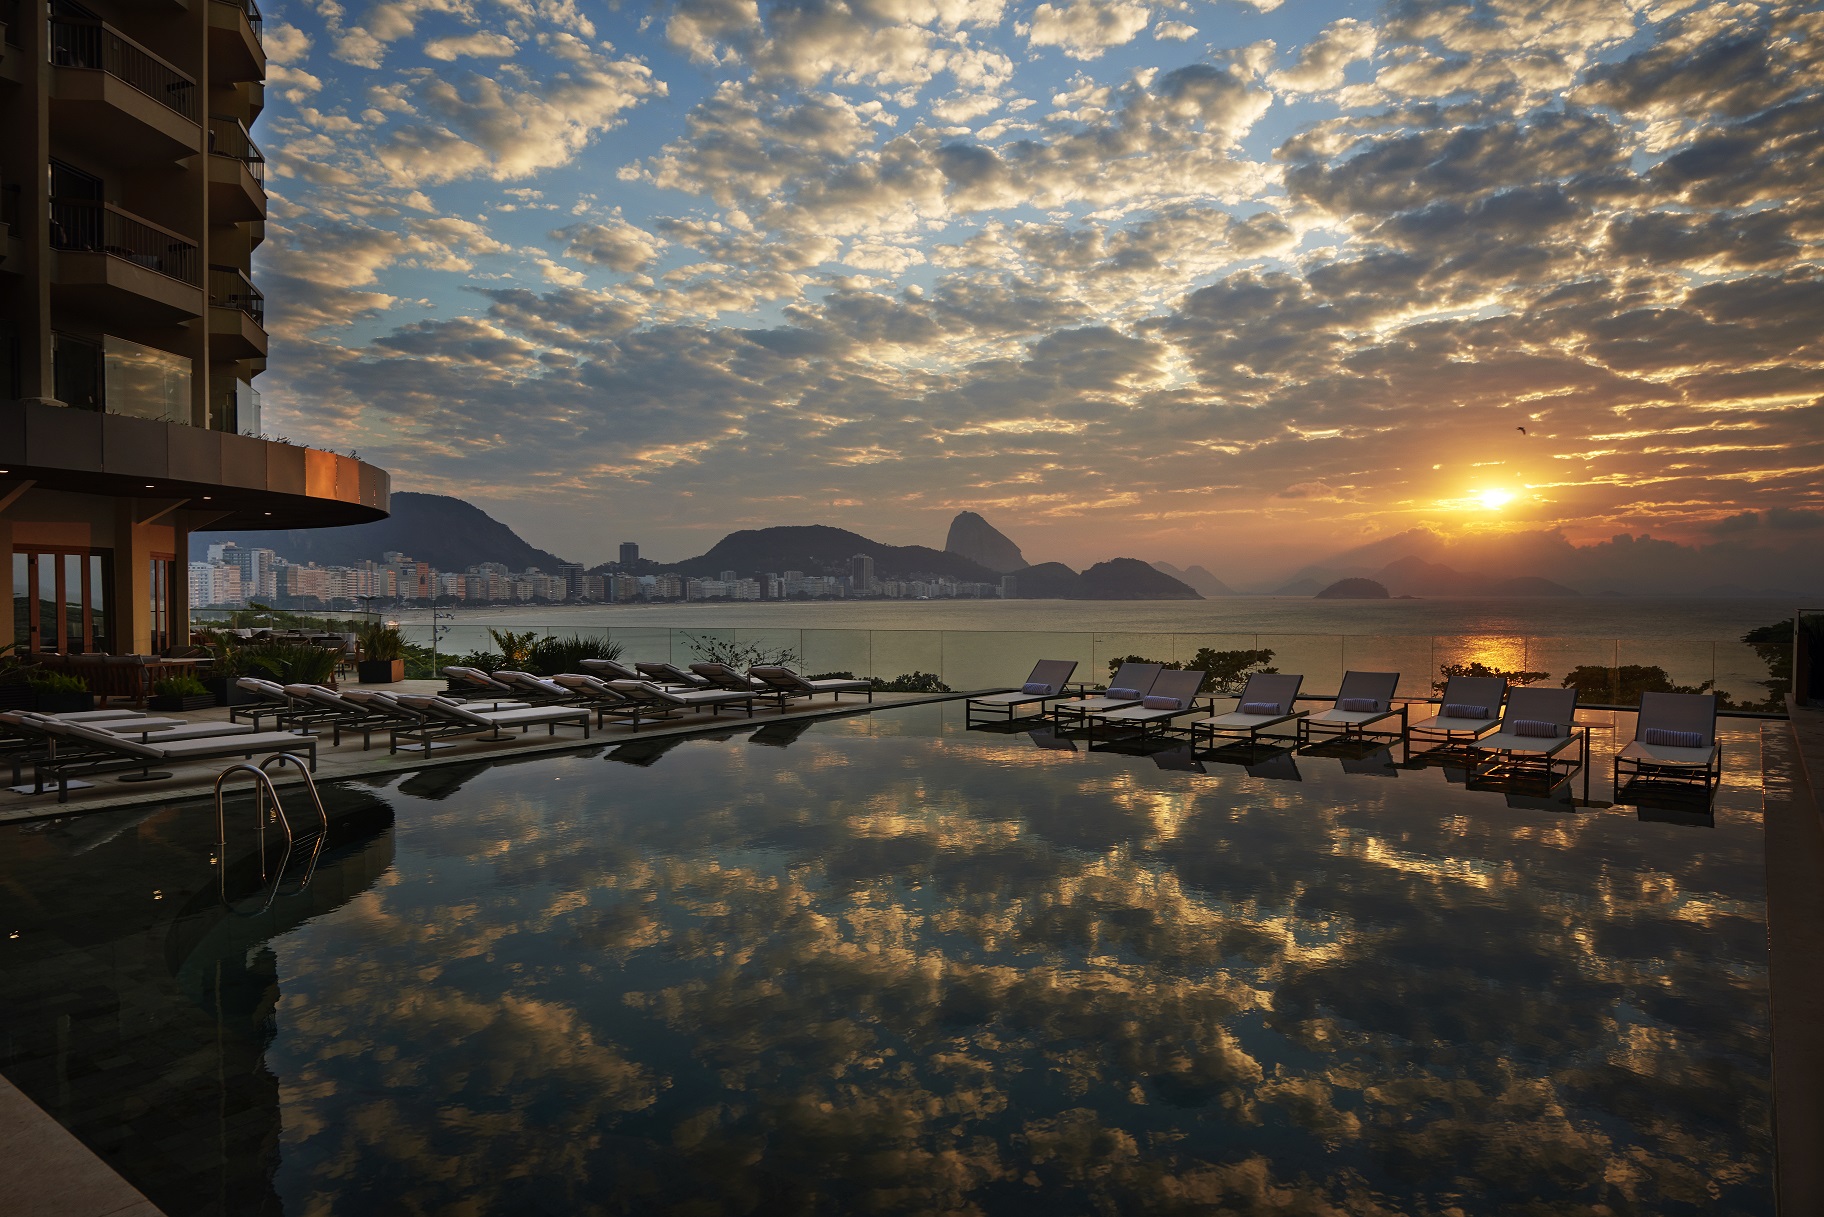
[
  {"xmin": 604, "ymin": 627, "xmax": 670, "ymax": 665},
  {"xmin": 1716, "ymin": 639, "xmax": 1784, "ymax": 711},
  {"xmin": 1613, "ymin": 638, "xmax": 1717, "ymax": 707},
  {"xmin": 1429, "ymin": 634, "xmax": 1535, "ymax": 697},
  {"xmin": 1088, "ymin": 632, "xmax": 1178, "ymax": 688},
  {"xmin": 940, "ymin": 631, "xmax": 1095, "ymax": 692},
  {"xmin": 731, "ymin": 628, "xmax": 807, "ymax": 668},
  {"xmin": 801, "ymin": 629, "xmax": 880, "ymax": 679},
  {"xmin": 1161, "ymin": 633, "xmax": 1264, "ymax": 697},
  {"xmin": 1339, "ymin": 635, "xmax": 1436, "ymax": 701},
  {"xmin": 1519, "ymin": 637, "xmax": 1614, "ymax": 702},
  {"xmin": 1254, "ymin": 634, "xmax": 1343, "ymax": 700}
]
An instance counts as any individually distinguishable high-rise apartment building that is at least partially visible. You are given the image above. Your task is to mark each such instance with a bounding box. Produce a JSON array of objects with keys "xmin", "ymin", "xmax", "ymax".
[
  {"xmin": 618, "ymin": 541, "xmax": 638, "ymax": 566},
  {"xmin": 849, "ymin": 553, "xmax": 874, "ymax": 593},
  {"xmin": 0, "ymin": 0, "xmax": 388, "ymax": 654}
]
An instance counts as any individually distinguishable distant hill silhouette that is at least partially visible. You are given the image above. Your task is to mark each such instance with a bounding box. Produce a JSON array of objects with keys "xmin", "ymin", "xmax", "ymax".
[
  {"xmin": 945, "ymin": 511, "xmax": 1028, "ymax": 573},
  {"xmin": 1152, "ymin": 561, "xmax": 1237, "ymax": 596},
  {"xmin": 1012, "ymin": 562, "xmax": 1085, "ymax": 598},
  {"xmin": 647, "ymin": 525, "xmax": 1003, "ymax": 583},
  {"xmin": 1082, "ymin": 559, "xmax": 1201, "ymax": 599},
  {"xmin": 194, "ymin": 492, "xmax": 569, "ymax": 573},
  {"xmin": 1316, "ymin": 578, "xmax": 1390, "ymax": 599},
  {"xmin": 1276, "ymin": 556, "xmax": 1580, "ymax": 598}
]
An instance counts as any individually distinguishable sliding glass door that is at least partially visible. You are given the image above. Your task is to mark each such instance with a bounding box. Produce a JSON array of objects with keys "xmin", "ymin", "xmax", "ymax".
[{"xmin": 12, "ymin": 550, "xmax": 113, "ymax": 654}]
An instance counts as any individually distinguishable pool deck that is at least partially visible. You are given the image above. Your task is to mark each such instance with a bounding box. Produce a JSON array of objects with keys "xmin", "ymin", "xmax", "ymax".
[
  {"xmin": 0, "ymin": 683, "xmax": 973, "ymax": 824},
  {"xmin": 0, "ymin": 1074, "xmax": 162, "ymax": 1217},
  {"xmin": 1768, "ymin": 695, "xmax": 1824, "ymax": 1217}
]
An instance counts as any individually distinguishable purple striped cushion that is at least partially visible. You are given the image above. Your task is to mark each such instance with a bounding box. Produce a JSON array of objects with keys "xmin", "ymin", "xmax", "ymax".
[
  {"xmin": 1142, "ymin": 695, "xmax": 1183, "ymax": 711},
  {"xmin": 1642, "ymin": 727, "xmax": 1704, "ymax": 748},
  {"xmin": 1338, "ymin": 697, "xmax": 1378, "ymax": 712},
  {"xmin": 1107, "ymin": 687, "xmax": 1142, "ymax": 699},
  {"xmin": 1022, "ymin": 682, "xmax": 1052, "ymax": 695},
  {"xmin": 1240, "ymin": 701, "xmax": 1281, "ymax": 715},
  {"xmin": 1511, "ymin": 719, "xmax": 1561, "ymax": 738},
  {"xmin": 1443, "ymin": 703, "xmax": 1488, "ymax": 719}
]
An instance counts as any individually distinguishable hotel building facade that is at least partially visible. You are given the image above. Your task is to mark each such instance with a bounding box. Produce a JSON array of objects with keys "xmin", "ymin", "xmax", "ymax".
[{"xmin": 0, "ymin": 0, "xmax": 386, "ymax": 655}]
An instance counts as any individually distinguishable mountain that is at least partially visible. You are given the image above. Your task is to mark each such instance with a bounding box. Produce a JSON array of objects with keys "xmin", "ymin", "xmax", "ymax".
[
  {"xmin": 1372, "ymin": 556, "xmax": 1580, "ymax": 597},
  {"xmin": 1316, "ymin": 578, "xmax": 1390, "ymax": 599},
  {"xmin": 1081, "ymin": 559, "xmax": 1201, "ymax": 600},
  {"xmin": 944, "ymin": 511, "xmax": 1028, "ymax": 573},
  {"xmin": 651, "ymin": 525, "xmax": 1002, "ymax": 583},
  {"xmin": 194, "ymin": 492, "xmax": 569, "ymax": 572},
  {"xmin": 1011, "ymin": 562, "xmax": 1085, "ymax": 598},
  {"xmin": 1152, "ymin": 562, "xmax": 1238, "ymax": 596}
]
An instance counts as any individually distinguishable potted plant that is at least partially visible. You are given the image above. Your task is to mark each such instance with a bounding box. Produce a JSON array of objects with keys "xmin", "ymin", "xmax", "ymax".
[
  {"xmin": 357, "ymin": 622, "xmax": 406, "ymax": 683},
  {"xmin": 200, "ymin": 637, "xmax": 256, "ymax": 705},
  {"xmin": 242, "ymin": 642, "xmax": 340, "ymax": 688},
  {"xmin": 148, "ymin": 673, "xmax": 215, "ymax": 712},
  {"xmin": 27, "ymin": 669, "xmax": 94, "ymax": 713}
]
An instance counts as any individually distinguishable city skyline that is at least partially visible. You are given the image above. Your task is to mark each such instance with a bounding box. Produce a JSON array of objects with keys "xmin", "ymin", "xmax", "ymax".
[{"xmin": 251, "ymin": 0, "xmax": 1822, "ymax": 578}]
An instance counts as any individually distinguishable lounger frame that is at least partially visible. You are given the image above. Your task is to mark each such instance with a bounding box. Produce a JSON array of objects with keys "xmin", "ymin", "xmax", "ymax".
[
  {"xmin": 1295, "ymin": 672, "xmax": 1406, "ymax": 746},
  {"xmin": 1188, "ymin": 673, "xmax": 1306, "ymax": 751},
  {"xmin": 965, "ymin": 660, "xmax": 1080, "ymax": 726},
  {"xmin": 1612, "ymin": 691, "xmax": 1722, "ymax": 798}
]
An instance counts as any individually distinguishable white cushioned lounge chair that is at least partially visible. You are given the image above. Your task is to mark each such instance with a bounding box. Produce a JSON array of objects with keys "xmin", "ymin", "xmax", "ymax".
[
  {"xmin": 1088, "ymin": 668, "xmax": 1207, "ymax": 740},
  {"xmin": 1467, "ymin": 686, "xmax": 1584, "ymax": 779},
  {"xmin": 635, "ymin": 661, "xmax": 715, "ymax": 689},
  {"xmin": 441, "ymin": 666, "xmax": 523, "ymax": 700},
  {"xmin": 1052, "ymin": 661, "xmax": 1162, "ymax": 728},
  {"xmin": 1613, "ymin": 691, "xmax": 1721, "ymax": 796},
  {"xmin": 965, "ymin": 659, "xmax": 1080, "ymax": 725},
  {"xmin": 1296, "ymin": 671, "xmax": 1404, "ymax": 745},
  {"xmin": 490, "ymin": 671, "xmax": 578, "ymax": 704},
  {"xmin": 230, "ymin": 677, "xmax": 294, "ymax": 729},
  {"xmin": 604, "ymin": 679, "xmax": 760, "ymax": 730},
  {"xmin": 747, "ymin": 666, "xmax": 873, "ymax": 704},
  {"xmin": 1408, "ymin": 675, "xmax": 1509, "ymax": 751},
  {"xmin": 389, "ymin": 695, "xmax": 591, "ymax": 753},
  {"xmin": 30, "ymin": 717, "xmax": 317, "ymax": 803},
  {"xmin": 1188, "ymin": 673, "xmax": 1306, "ymax": 750}
]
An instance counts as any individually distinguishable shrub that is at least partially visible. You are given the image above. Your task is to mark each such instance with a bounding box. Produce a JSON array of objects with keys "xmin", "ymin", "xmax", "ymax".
[
  {"xmin": 240, "ymin": 642, "xmax": 340, "ymax": 686},
  {"xmin": 1432, "ymin": 660, "xmax": 1550, "ymax": 694},
  {"xmin": 683, "ymin": 632, "xmax": 801, "ymax": 669},
  {"xmin": 25, "ymin": 670, "xmax": 89, "ymax": 694},
  {"xmin": 1104, "ymin": 648, "xmax": 1276, "ymax": 695},
  {"xmin": 152, "ymin": 674, "xmax": 209, "ymax": 698},
  {"xmin": 1561, "ymin": 663, "xmax": 1712, "ymax": 706},
  {"xmin": 487, "ymin": 629, "xmax": 541, "ymax": 670},
  {"xmin": 525, "ymin": 634, "xmax": 625, "ymax": 677},
  {"xmin": 358, "ymin": 622, "xmax": 405, "ymax": 661},
  {"xmin": 871, "ymin": 671, "xmax": 951, "ymax": 693},
  {"xmin": 453, "ymin": 650, "xmax": 505, "ymax": 674}
]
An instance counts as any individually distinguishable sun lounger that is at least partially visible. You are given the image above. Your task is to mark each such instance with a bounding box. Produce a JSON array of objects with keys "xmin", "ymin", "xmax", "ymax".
[
  {"xmin": 1296, "ymin": 671, "xmax": 1404, "ymax": 745},
  {"xmin": 579, "ymin": 658, "xmax": 649, "ymax": 682},
  {"xmin": 965, "ymin": 660, "xmax": 1080, "ymax": 724},
  {"xmin": 1613, "ymin": 691, "xmax": 1721, "ymax": 795},
  {"xmin": 1188, "ymin": 673, "xmax": 1305, "ymax": 749},
  {"xmin": 747, "ymin": 666, "xmax": 873, "ymax": 704},
  {"xmin": 1052, "ymin": 662, "xmax": 1162, "ymax": 727},
  {"xmin": 1408, "ymin": 675, "xmax": 1508, "ymax": 751},
  {"xmin": 548, "ymin": 674, "xmax": 650, "ymax": 727},
  {"xmin": 690, "ymin": 662, "xmax": 776, "ymax": 695},
  {"xmin": 388, "ymin": 695, "xmax": 591, "ymax": 753},
  {"xmin": 1467, "ymin": 686, "xmax": 1585, "ymax": 781},
  {"xmin": 0, "ymin": 710, "xmax": 255, "ymax": 783},
  {"xmin": 1088, "ymin": 668, "xmax": 1207, "ymax": 739},
  {"xmin": 440, "ymin": 666, "xmax": 523, "ymax": 701},
  {"xmin": 230, "ymin": 677, "xmax": 294, "ymax": 729},
  {"xmin": 636, "ymin": 661, "xmax": 714, "ymax": 689},
  {"xmin": 490, "ymin": 671, "xmax": 579, "ymax": 704},
  {"xmin": 29, "ymin": 718, "xmax": 317, "ymax": 803},
  {"xmin": 603, "ymin": 680, "xmax": 760, "ymax": 730},
  {"xmin": 32, "ymin": 709, "xmax": 160, "ymax": 723},
  {"xmin": 278, "ymin": 684, "xmax": 415, "ymax": 749}
]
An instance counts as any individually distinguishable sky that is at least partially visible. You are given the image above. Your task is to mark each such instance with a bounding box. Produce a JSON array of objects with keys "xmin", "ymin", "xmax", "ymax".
[{"xmin": 253, "ymin": 0, "xmax": 1824, "ymax": 577}]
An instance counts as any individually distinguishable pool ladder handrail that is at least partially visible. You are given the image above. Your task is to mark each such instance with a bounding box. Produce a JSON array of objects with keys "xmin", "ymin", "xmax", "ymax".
[{"xmin": 213, "ymin": 754, "xmax": 330, "ymax": 912}]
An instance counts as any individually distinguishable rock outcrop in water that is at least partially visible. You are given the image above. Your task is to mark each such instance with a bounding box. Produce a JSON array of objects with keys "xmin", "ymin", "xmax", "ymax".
[{"xmin": 944, "ymin": 511, "xmax": 1028, "ymax": 573}]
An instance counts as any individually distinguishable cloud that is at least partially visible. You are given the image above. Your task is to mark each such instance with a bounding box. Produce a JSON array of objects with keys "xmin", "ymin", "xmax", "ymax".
[
  {"xmin": 551, "ymin": 218, "xmax": 667, "ymax": 272},
  {"xmin": 423, "ymin": 32, "xmax": 519, "ymax": 60},
  {"xmin": 1272, "ymin": 18, "xmax": 1376, "ymax": 93},
  {"xmin": 1153, "ymin": 21, "xmax": 1196, "ymax": 43},
  {"xmin": 1026, "ymin": 0, "xmax": 1154, "ymax": 60}
]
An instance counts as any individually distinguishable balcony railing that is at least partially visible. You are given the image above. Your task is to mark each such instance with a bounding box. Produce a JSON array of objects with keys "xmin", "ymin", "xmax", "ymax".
[
  {"xmin": 50, "ymin": 198, "xmax": 200, "ymax": 285},
  {"xmin": 207, "ymin": 115, "xmax": 265, "ymax": 184},
  {"xmin": 209, "ymin": 264, "xmax": 263, "ymax": 325},
  {"xmin": 49, "ymin": 18, "xmax": 199, "ymax": 123},
  {"xmin": 212, "ymin": 0, "xmax": 262, "ymax": 39}
]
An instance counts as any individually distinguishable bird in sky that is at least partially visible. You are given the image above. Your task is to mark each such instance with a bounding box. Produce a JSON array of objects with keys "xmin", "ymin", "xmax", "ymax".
[{"xmin": 1516, "ymin": 426, "xmax": 1527, "ymax": 434}]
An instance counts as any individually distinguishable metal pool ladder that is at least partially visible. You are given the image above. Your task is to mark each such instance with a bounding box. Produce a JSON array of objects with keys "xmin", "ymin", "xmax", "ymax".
[{"xmin": 213, "ymin": 755, "xmax": 331, "ymax": 912}]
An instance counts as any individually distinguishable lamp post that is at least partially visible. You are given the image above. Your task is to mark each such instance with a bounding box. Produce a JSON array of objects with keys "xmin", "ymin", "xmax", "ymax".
[{"xmin": 429, "ymin": 607, "xmax": 455, "ymax": 678}]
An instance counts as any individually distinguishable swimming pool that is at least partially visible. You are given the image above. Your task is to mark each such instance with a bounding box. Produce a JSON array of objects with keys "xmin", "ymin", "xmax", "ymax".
[{"xmin": 0, "ymin": 702, "xmax": 1773, "ymax": 1215}]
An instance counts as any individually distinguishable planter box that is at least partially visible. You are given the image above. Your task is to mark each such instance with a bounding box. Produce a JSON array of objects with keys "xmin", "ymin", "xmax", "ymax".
[
  {"xmin": 206, "ymin": 678, "xmax": 264, "ymax": 707},
  {"xmin": 0, "ymin": 684, "xmax": 34, "ymax": 711},
  {"xmin": 149, "ymin": 693, "xmax": 217, "ymax": 712},
  {"xmin": 358, "ymin": 659, "xmax": 405, "ymax": 684},
  {"xmin": 34, "ymin": 691, "xmax": 95, "ymax": 713}
]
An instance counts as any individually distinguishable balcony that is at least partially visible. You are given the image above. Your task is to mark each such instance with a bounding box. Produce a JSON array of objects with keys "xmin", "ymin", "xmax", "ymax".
[
  {"xmin": 1, "ymin": 181, "xmax": 19, "ymax": 273},
  {"xmin": 49, "ymin": 18, "xmax": 202, "ymax": 165},
  {"xmin": 207, "ymin": 115, "xmax": 265, "ymax": 221},
  {"xmin": 208, "ymin": 265, "xmax": 267, "ymax": 358},
  {"xmin": 208, "ymin": 0, "xmax": 264, "ymax": 84},
  {"xmin": 50, "ymin": 198, "xmax": 204, "ymax": 323},
  {"xmin": 0, "ymin": 0, "xmax": 23, "ymax": 84}
]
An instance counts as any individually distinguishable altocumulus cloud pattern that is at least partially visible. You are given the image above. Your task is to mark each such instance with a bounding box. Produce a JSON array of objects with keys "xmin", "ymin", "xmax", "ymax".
[{"xmin": 255, "ymin": 0, "xmax": 1824, "ymax": 571}]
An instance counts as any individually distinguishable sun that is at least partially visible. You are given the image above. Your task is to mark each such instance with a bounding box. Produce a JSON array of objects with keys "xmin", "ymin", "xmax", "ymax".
[{"xmin": 1477, "ymin": 489, "xmax": 1514, "ymax": 510}]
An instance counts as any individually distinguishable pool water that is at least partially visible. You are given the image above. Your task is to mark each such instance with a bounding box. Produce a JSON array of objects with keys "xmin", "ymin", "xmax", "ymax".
[{"xmin": 0, "ymin": 702, "xmax": 1774, "ymax": 1215}]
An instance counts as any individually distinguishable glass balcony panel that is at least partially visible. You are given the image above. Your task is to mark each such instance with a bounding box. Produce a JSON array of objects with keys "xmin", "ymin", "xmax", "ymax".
[{"xmin": 801, "ymin": 629, "xmax": 878, "ymax": 680}]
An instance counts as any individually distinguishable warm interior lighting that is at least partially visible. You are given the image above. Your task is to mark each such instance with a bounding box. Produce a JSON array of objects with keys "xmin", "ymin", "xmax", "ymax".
[{"xmin": 1477, "ymin": 489, "xmax": 1513, "ymax": 510}]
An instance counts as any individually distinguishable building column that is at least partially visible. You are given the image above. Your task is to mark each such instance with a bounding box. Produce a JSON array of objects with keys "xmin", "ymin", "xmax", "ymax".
[{"xmin": 111, "ymin": 499, "xmax": 151, "ymax": 654}]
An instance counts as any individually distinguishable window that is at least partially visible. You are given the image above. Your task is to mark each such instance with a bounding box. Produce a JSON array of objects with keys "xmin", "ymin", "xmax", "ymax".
[
  {"xmin": 149, "ymin": 553, "xmax": 173, "ymax": 654},
  {"xmin": 52, "ymin": 332, "xmax": 103, "ymax": 410}
]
